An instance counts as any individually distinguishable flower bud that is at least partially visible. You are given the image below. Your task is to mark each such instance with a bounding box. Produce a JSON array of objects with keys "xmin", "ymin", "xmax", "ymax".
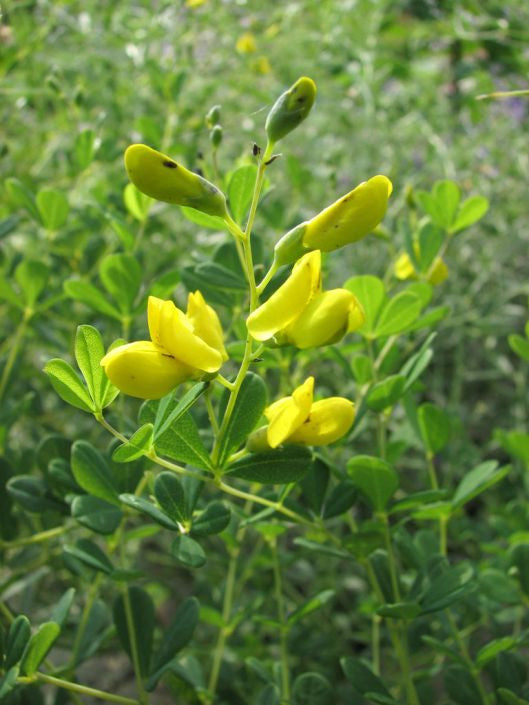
[
  {"xmin": 101, "ymin": 341, "xmax": 195, "ymax": 400},
  {"xmin": 124, "ymin": 144, "xmax": 228, "ymax": 217},
  {"xmin": 210, "ymin": 125, "xmax": 223, "ymax": 148},
  {"xmin": 206, "ymin": 104, "xmax": 221, "ymax": 127},
  {"xmin": 265, "ymin": 77, "xmax": 316, "ymax": 144}
]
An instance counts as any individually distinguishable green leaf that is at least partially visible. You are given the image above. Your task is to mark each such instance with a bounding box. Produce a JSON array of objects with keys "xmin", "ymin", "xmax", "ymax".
[
  {"xmin": 171, "ymin": 535, "xmax": 206, "ymax": 568},
  {"xmin": 5, "ymin": 177, "xmax": 41, "ymax": 222},
  {"xmin": 344, "ymin": 275, "xmax": 385, "ymax": 335},
  {"xmin": 347, "ymin": 456, "xmax": 399, "ymax": 511},
  {"xmin": 0, "ymin": 666, "xmax": 19, "ymax": 699},
  {"xmin": 292, "ymin": 672, "xmax": 332, "ymax": 705},
  {"xmin": 36, "ymin": 188, "xmax": 69, "ymax": 230},
  {"xmin": 99, "ymin": 253, "xmax": 141, "ymax": 314},
  {"xmin": 418, "ymin": 222, "xmax": 443, "ymax": 271},
  {"xmin": 452, "ymin": 460, "xmax": 509, "ymax": 508},
  {"xmin": 228, "ymin": 164, "xmax": 258, "ymax": 224},
  {"xmin": 444, "ymin": 664, "xmax": 483, "ymax": 705},
  {"xmin": 71, "ymin": 495, "xmax": 123, "ymax": 534},
  {"xmin": 300, "ymin": 458, "xmax": 330, "ymax": 515},
  {"xmin": 180, "ymin": 206, "xmax": 226, "ymax": 230},
  {"xmin": 109, "ymin": 217, "xmax": 136, "ymax": 250},
  {"xmin": 376, "ymin": 601, "xmax": 421, "ymax": 619},
  {"xmin": 509, "ymin": 334, "xmax": 529, "ymax": 363},
  {"xmin": 20, "ymin": 622, "xmax": 61, "ymax": 676},
  {"xmin": 431, "ymin": 180, "xmax": 460, "ymax": 229},
  {"xmin": 451, "ymin": 195, "xmax": 489, "ymax": 233},
  {"xmin": 112, "ymin": 424, "xmax": 154, "ymax": 463},
  {"xmin": 227, "ymin": 446, "xmax": 312, "ymax": 484},
  {"xmin": 113, "ymin": 586, "xmax": 154, "ymax": 677},
  {"xmin": 44, "ymin": 359, "xmax": 95, "ymax": 412},
  {"xmin": 15, "ymin": 259, "xmax": 49, "ymax": 307},
  {"xmin": 257, "ymin": 684, "xmax": 280, "ymax": 705},
  {"xmin": 154, "ymin": 472, "xmax": 188, "ymax": 524},
  {"xmin": 64, "ymin": 279, "xmax": 122, "ymax": 320},
  {"xmin": 495, "ymin": 430, "xmax": 529, "ymax": 467},
  {"xmin": 147, "ymin": 597, "xmax": 199, "ymax": 689},
  {"xmin": 417, "ymin": 403, "xmax": 451, "ymax": 454},
  {"xmin": 148, "ymin": 267, "xmax": 180, "ymax": 298},
  {"xmin": 124, "ymin": 183, "xmax": 151, "ymax": 221},
  {"xmin": 74, "ymin": 129, "xmax": 95, "ymax": 170},
  {"xmin": 50, "ymin": 588, "xmax": 76, "ymax": 627},
  {"xmin": 154, "ymin": 382, "xmax": 209, "ymax": 438},
  {"xmin": 293, "ymin": 537, "xmax": 350, "ymax": 560},
  {"xmin": 400, "ymin": 334, "xmax": 435, "ymax": 390},
  {"xmin": 218, "ymin": 372, "xmax": 267, "ymax": 466},
  {"xmin": 191, "ymin": 501, "xmax": 231, "ymax": 536},
  {"xmin": 63, "ymin": 539, "xmax": 114, "ymax": 574},
  {"xmin": 374, "ymin": 291, "xmax": 423, "ymax": 337},
  {"xmin": 476, "ymin": 637, "xmax": 518, "ymax": 668},
  {"xmin": 287, "ymin": 590, "xmax": 334, "ymax": 626},
  {"xmin": 498, "ymin": 689, "xmax": 529, "ymax": 705},
  {"xmin": 6, "ymin": 475, "xmax": 65, "ymax": 513},
  {"xmin": 154, "ymin": 413, "xmax": 212, "ymax": 470},
  {"xmin": 341, "ymin": 657, "xmax": 395, "ymax": 702},
  {"xmin": 5, "ymin": 616, "xmax": 31, "ymax": 669},
  {"xmin": 421, "ymin": 563, "xmax": 475, "ymax": 613},
  {"xmin": 322, "ymin": 480, "xmax": 357, "ymax": 519},
  {"xmin": 367, "ymin": 375, "xmax": 406, "ymax": 412},
  {"xmin": 71, "ymin": 440, "xmax": 120, "ymax": 506},
  {"xmin": 75, "ymin": 325, "xmax": 117, "ymax": 410},
  {"xmin": 0, "ymin": 275, "xmax": 22, "ymax": 308},
  {"xmin": 193, "ymin": 261, "xmax": 246, "ymax": 291},
  {"xmin": 119, "ymin": 494, "xmax": 179, "ymax": 531}
]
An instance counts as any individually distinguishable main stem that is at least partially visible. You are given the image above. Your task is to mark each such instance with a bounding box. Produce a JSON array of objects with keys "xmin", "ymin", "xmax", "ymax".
[{"xmin": 271, "ymin": 538, "xmax": 290, "ymax": 704}]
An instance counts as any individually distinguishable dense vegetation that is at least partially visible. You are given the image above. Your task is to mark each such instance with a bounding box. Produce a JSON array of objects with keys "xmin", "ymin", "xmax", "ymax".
[{"xmin": 1, "ymin": 2, "xmax": 529, "ymax": 704}]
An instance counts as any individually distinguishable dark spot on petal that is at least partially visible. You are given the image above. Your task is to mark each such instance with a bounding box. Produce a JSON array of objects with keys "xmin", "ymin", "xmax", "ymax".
[{"xmin": 163, "ymin": 160, "xmax": 177, "ymax": 169}]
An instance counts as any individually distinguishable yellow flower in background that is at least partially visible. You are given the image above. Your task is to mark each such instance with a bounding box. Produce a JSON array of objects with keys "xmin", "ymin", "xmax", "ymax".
[
  {"xmin": 274, "ymin": 175, "xmax": 392, "ymax": 265},
  {"xmin": 394, "ymin": 248, "xmax": 448, "ymax": 286},
  {"xmin": 186, "ymin": 0, "xmax": 207, "ymax": 6},
  {"xmin": 236, "ymin": 32, "xmax": 257, "ymax": 54},
  {"xmin": 124, "ymin": 144, "xmax": 227, "ymax": 217},
  {"xmin": 248, "ymin": 377, "xmax": 355, "ymax": 449},
  {"xmin": 101, "ymin": 294, "xmax": 227, "ymax": 399},
  {"xmin": 252, "ymin": 56, "xmax": 272, "ymax": 75},
  {"xmin": 247, "ymin": 251, "xmax": 364, "ymax": 348}
]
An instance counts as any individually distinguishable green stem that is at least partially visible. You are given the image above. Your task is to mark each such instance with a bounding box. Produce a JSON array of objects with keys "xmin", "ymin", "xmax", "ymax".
[
  {"xmin": 256, "ymin": 260, "xmax": 279, "ymax": 295},
  {"xmin": 446, "ymin": 610, "xmax": 490, "ymax": 704},
  {"xmin": 380, "ymin": 512, "xmax": 400, "ymax": 602},
  {"xmin": 205, "ymin": 388, "xmax": 219, "ymax": 435},
  {"xmin": 271, "ymin": 538, "xmax": 290, "ymax": 704},
  {"xmin": 121, "ymin": 581, "xmax": 149, "ymax": 705},
  {"xmin": 68, "ymin": 573, "xmax": 103, "ymax": 670},
  {"xmin": 0, "ymin": 309, "xmax": 31, "ymax": 403},
  {"xmin": 217, "ymin": 480, "xmax": 312, "ymax": 527},
  {"xmin": 19, "ymin": 672, "xmax": 141, "ymax": 705},
  {"xmin": 216, "ymin": 373, "xmax": 236, "ymax": 391},
  {"xmin": 0, "ymin": 525, "xmax": 70, "ymax": 550}
]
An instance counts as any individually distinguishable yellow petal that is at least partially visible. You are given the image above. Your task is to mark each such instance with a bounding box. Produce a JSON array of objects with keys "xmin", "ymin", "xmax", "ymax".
[
  {"xmin": 101, "ymin": 341, "xmax": 194, "ymax": 399},
  {"xmin": 154, "ymin": 299, "xmax": 223, "ymax": 373},
  {"xmin": 287, "ymin": 398, "xmax": 355, "ymax": 446},
  {"xmin": 394, "ymin": 252, "xmax": 416, "ymax": 281},
  {"xmin": 427, "ymin": 257, "xmax": 449, "ymax": 285},
  {"xmin": 247, "ymin": 250, "xmax": 321, "ymax": 341},
  {"xmin": 235, "ymin": 32, "xmax": 257, "ymax": 54},
  {"xmin": 124, "ymin": 144, "xmax": 227, "ymax": 217},
  {"xmin": 265, "ymin": 377, "xmax": 314, "ymax": 448},
  {"xmin": 281, "ymin": 289, "xmax": 362, "ymax": 349},
  {"xmin": 302, "ymin": 175, "xmax": 392, "ymax": 251},
  {"xmin": 186, "ymin": 290, "xmax": 228, "ymax": 362}
]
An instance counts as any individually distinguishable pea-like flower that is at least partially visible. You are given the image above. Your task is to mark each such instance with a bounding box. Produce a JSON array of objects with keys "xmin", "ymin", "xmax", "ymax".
[
  {"xmin": 124, "ymin": 144, "xmax": 228, "ymax": 217},
  {"xmin": 247, "ymin": 250, "xmax": 364, "ymax": 348},
  {"xmin": 248, "ymin": 377, "xmax": 355, "ymax": 450},
  {"xmin": 274, "ymin": 175, "xmax": 393, "ymax": 265},
  {"xmin": 101, "ymin": 293, "xmax": 227, "ymax": 399}
]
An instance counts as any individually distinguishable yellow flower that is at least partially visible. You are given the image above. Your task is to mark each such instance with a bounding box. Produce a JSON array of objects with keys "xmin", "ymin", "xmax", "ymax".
[
  {"xmin": 101, "ymin": 293, "xmax": 227, "ymax": 399},
  {"xmin": 248, "ymin": 377, "xmax": 355, "ymax": 449},
  {"xmin": 274, "ymin": 175, "xmax": 392, "ymax": 265},
  {"xmin": 246, "ymin": 251, "xmax": 364, "ymax": 347},
  {"xmin": 236, "ymin": 32, "xmax": 257, "ymax": 54},
  {"xmin": 124, "ymin": 144, "xmax": 227, "ymax": 217},
  {"xmin": 186, "ymin": 0, "xmax": 207, "ymax": 6},
  {"xmin": 251, "ymin": 56, "xmax": 272, "ymax": 75},
  {"xmin": 394, "ymin": 248, "xmax": 448, "ymax": 286}
]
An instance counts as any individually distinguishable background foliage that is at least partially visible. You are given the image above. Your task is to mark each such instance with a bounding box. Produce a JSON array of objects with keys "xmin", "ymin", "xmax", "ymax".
[{"xmin": 1, "ymin": 1, "xmax": 529, "ymax": 704}]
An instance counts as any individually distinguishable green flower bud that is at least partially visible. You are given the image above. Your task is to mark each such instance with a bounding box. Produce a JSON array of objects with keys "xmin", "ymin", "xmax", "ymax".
[
  {"xmin": 210, "ymin": 124, "xmax": 223, "ymax": 148},
  {"xmin": 124, "ymin": 144, "xmax": 228, "ymax": 217},
  {"xmin": 206, "ymin": 104, "xmax": 221, "ymax": 127},
  {"xmin": 265, "ymin": 76, "xmax": 316, "ymax": 144}
]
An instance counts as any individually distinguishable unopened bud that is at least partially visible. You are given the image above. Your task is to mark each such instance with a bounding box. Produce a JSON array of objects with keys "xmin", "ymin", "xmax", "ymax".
[{"xmin": 265, "ymin": 77, "xmax": 316, "ymax": 145}]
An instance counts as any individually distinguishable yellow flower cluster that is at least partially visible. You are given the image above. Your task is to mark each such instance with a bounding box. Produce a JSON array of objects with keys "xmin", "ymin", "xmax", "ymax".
[
  {"xmin": 248, "ymin": 377, "xmax": 355, "ymax": 450},
  {"xmin": 247, "ymin": 251, "xmax": 364, "ymax": 348},
  {"xmin": 101, "ymin": 294, "xmax": 227, "ymax": 399}
]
